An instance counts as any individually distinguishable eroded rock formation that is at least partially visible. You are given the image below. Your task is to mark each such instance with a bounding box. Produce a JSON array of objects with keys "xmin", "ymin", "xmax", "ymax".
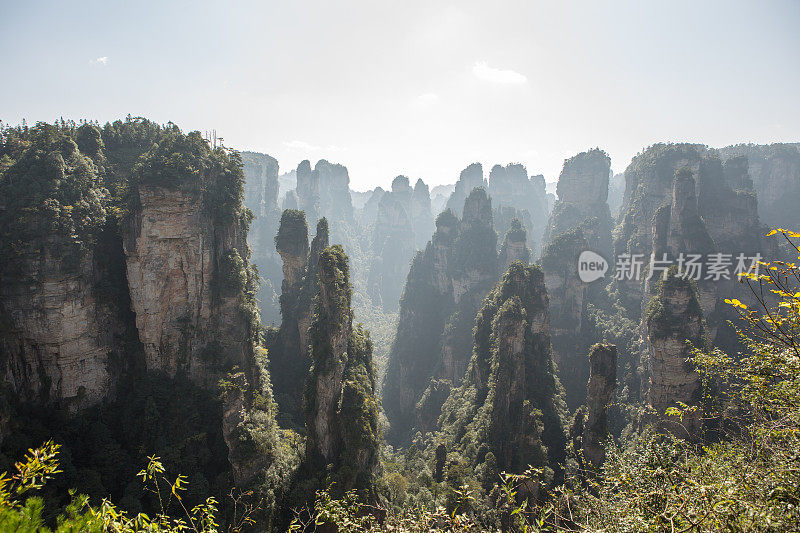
[
  {"xmin": 718, "ymin": 143, "xmax": 800, "ymax": 230},
  {"xmin": 0, "ymin": 122, "xmax": 282, "ymax": 499},
  {"xmin": 268, "ymin": 211, "xmax": 329, "ymax": 426},
  {"xmin": 645, "ymin": 269, "xmax": 706, "ymax": 437},
  {"xmin": 540, "ymin": 229, "xmax": 591, "ymax": 410},
  {"xmin": 368, "ymin": 177, "xmax": 417, "ymax": 311},
  {"xmin": 489, "ymin": 163, "xmax": 549, "ymax": 254},
  {"xmin": 303, "ymin": 245, "xmax": 380, "ymax": 495},
  {"xmin": 544, "ymin": 149, "xmax": 613, "ymax": 258},
  {"xmin": 382, "ymin": 187, "xmax": 499, "ymax": 444},
  {"xmin": 242, "ymin": 151, "xmax": 282, "ymax": 325},
  {"xmin": 445, "ymin": 163, "xmax": 486, "ymax": 217},
  {"xmin": 499, "ymin": 218, "xmax": 531, "ymax": 271},
  {"xmin": 438, "ymin": 262, "xmax": 568, "ymax": 486},
  {"xmin": 582, "ymin": 343, "xmax": 617, "ymax": 469}
]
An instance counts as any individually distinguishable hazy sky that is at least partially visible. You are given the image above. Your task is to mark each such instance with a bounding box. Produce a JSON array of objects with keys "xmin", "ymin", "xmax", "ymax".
[{"xmin": 2, "ymin": 1, "xmax": 799, "ymax": 190}]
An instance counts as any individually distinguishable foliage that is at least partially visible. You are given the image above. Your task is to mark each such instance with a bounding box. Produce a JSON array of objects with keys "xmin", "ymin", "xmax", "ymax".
[
  {"xmin": 0, "ymin": 121, "xmax": 108, "ymax": 274},
  {"xmin": 275, "ymin": 209, "xmax": 309, "ymax": 256},
  {"xmin": 0, "ymin": 441, "xmax": 260, "ymax": 532}
]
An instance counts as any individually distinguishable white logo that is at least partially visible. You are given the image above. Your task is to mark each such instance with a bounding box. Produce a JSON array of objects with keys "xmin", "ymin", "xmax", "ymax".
[{"xmin": 578, "ymin": 251, "xmax": 608, "ymax": 283}]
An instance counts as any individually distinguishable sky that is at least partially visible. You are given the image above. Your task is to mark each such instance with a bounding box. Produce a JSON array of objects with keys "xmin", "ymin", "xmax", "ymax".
[{"xmin": 2, "ymin": 0, "xmax": 799, "ymax": 191}]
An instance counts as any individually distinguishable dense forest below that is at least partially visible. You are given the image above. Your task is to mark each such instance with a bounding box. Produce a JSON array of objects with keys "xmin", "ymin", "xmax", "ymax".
[{"xmin": 1, "ymin": 116, "xmax": 799, "ymax": 531}]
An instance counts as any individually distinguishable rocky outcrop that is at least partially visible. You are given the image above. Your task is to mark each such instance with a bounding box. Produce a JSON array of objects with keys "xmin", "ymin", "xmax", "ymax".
[
  {"xmin": 0, "ymin": 234, "xmax": 130, "ymax": 411},
  {"xmin": 645, "ymin": 168, "xmax": 721, "ymax": 344},
  {"xmin": 315, "ymin": 159, "xmax": 354, "ymax": 225},
  {"xmin": 614, "ymin": 144, "xmax": 763, "ymax": 321},
  {"xmin": 282, "ymin": 190, "xmax": 299, "ymax": 211},
  {"xmin": 645, "ymin": 269, "xmax": 706, "ymax": 437},
  {"xmin": 438, "ymin": 262, "xmax": 568, "ymax": 483},
  {"xmin": 242, "ymin": 152, "xmax": 282, "ymax": 325},
  {"xmin": 295, "ymin": 160, "xmax": 320, "ymax": 223},
  {"xmin": 269, "ymin": 211, "xmax": 330, "ymax": 426},
  {"xmin": 0, "ymin": 120, "xmax": 283, "ymax": 510},
  {"xmin": 242, "ymin": 152, "xmax": 280, "ymax": 217},
  {"xmin": 368, "ymin": 177, "xmax": 417, "ymax": 311},
  {"xmin": 544, "ymin": 149, "xmax": 613, "ymax": 258},
  {"xmin": 382, "ymin": 188, "xmax": 499, "ymax": 444},
  {"xmin": 445, "ymin": 163, "xmax": 486, "ymax": 216},
  {"xmin": 411, "ymin": 178, "xmax": 436, "ymax": 248},
  {"xmin": 489, "ymin": 163, "xmax": 548, "ymax": 253},
  {"xmin": 303, "ymin": 245, "xmax": 380, "ymax": 495},
  {"xmin": 360, "ymin": 186, "xmax": 385, "ymax": 227},
  {"xmin": 499, "ymin": 218, "xmax": 531, "ymax": 271},
  {"xmin": 718, "ymin": 143, "xmax": 800, "ymax": 230},
  {"xmin": 0, "ymin": 128, "xmax": 129, "ymax": 411},
  {"xmin": 540, "ymin": 229, "xmax": 591, "ymax": 410},
  {"xmin": 489, "ymin": 163, "xmax": 550, "ymax": 255},
  {"xmin": 582, "ymin": 343, "xmax": 617, "ymax": 469},
  {"xmin": 123, "ymin": 184, "xmax": 252, "ymax": 382},
  {"xmin": 439, "ymin": 188, "xmax": 498, "ymax": 383}
]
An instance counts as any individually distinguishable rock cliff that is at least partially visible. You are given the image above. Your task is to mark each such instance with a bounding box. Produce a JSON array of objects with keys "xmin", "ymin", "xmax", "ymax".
[
  {"xmin": 411, "ymin": 178, "xmax": 436, "ymax": 248},
  {"xmin": 498, "ymin": 218, "xmax": 531, "ymax": 271},
  {"xmin": 315, "ymin": 159, "xmax": 354, "ymax": 225},
  {"xmin": 0, "ymin": 121, "xmax": 283, "ymax": 504},
  {"xmin": 368, "ymin": 177, "xmax": 417, "ymax": 311}
]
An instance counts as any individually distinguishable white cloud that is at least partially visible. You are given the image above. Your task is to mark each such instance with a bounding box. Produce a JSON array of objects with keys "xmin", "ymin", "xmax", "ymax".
[
  {"xmin": 283, "ymin": 140, "xmax": 319, "ymax": 151},
  {"xmin": 409, "ymin": 92, "xmax": 440, "ymax": 110},
  {"xmin": 472, "ymin": 61, "xmax": 527, "ymax": 84},
  {"xmin": 90, "ymin": 56, "xmax": 109, "ymax": 66}
]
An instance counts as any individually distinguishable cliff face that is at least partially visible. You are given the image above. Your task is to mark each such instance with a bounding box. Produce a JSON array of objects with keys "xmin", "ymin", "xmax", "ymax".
[
  {"xmin": 440, "ymin": 188, "xmax": 498, "ymax": 385},
  {"xmin": 1, "ymin": 235, "xmax": 130, "ymax": 411},
  {"xmin": 0, "ymin": 127, "xmax": 129, "ymax": 411},
  {"xmin": 0, "ymin": 122, "xmax": 282, "ymax": 499},
  {"xmin": 303, "ymin": 245, "xmax": 380, "ymax": 495},
  {"xmin": 718, "ymin": 143, "xmax": 800, "ymax": 230},
  {"xmin": 544, "ymin": 149, "xmax": 613, "ymax": 258},
  {"xmin": 123, "ymin": 184, "xmax": 252, "ymax": 382},
  {"xmin": 360, "ymin": 186, "xmax": 385, "ymax": 227},
  {"xmin": 411, "ymin": 178, "xmax": 436, "ymax": 248},
  {"xmin": 242, "ymin": 152, "xmax": 282, "ymax": 325},
  {"xmin": 315, "ymin": 159, "xmax": 354, "ymax": 225},
  {"xmin": 614, "ymin": 144, "xmax": 763, "ymax": 323},
  {"xmin": 382, "ymin": 188, "xmax": 499, "ymax": 445},
  {"xmin": 438, "ymin": 262, "xmax": 568, "ymax": 482},
  {"xmin": 295, "ymin": 159, "xmax": 319, "ymax": 223},
  {"xmin": 645, "ymin": 269, "xmax": 705, "ymax": 437}
]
